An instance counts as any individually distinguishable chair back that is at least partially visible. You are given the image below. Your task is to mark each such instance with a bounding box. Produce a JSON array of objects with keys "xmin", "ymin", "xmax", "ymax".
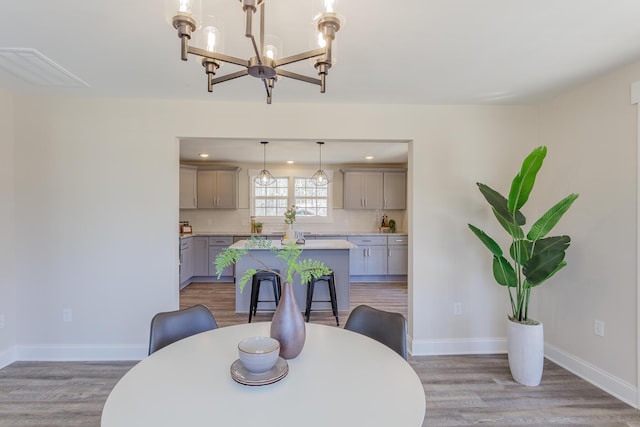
[
  {"xmin": 148, "ymin": 304, "xmax": 218, "ymax": 355},
  {"xmin": 344, "ymin": 304, "xmax": 407, "ymax": 360}
]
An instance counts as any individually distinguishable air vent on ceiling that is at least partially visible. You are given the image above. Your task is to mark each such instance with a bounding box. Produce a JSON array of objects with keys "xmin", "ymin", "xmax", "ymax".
[{"xmin": 0, "ymin": 48, "xmax": 88, "ymax": 88}]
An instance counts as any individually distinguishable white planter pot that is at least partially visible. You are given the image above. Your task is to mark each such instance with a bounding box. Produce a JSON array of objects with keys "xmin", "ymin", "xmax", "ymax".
[{"xmin": 507, "ymin": 318, "xmax": 544, "ymax": 386}]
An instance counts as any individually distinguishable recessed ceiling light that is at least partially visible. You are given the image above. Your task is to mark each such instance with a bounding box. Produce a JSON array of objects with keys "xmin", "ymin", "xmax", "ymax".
[
  {"xmin": 365, "ymin": 156, "xmax": 374, "ymax": 160},
  {"xmin": 286, "ymin": 160, "xmax": 294, "ymax": 164},
  {"xmin": 199, "ymin": 153, "xmax": 209, "ymax": 158}
]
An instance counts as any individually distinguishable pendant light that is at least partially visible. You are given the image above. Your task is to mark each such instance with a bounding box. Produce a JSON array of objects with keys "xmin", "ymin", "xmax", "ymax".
[
  {"xmin": 311, "ymin": 141, "xmax": 332, "ymax": 186},
  {"xmin": 255, "ymin": 141, "xmax": 276, "ymax": 186}
]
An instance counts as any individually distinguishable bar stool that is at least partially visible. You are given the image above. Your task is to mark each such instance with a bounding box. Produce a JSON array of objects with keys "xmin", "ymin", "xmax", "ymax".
[
  {"xmin": 305, "ymin": 272, "xmax": 339, "ymax": 326},
  {"xmin": 248, "ymin": 270, "xmax": 282, "ymax": 323}
]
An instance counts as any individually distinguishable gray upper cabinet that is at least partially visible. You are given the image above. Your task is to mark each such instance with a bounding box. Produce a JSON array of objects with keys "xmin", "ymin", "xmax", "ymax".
[
  {"xmin": 179, "ymin": 166, "xmax": 198, "ymax": 209},
  {"xmin": 383, "ymin": 171, "xmax": 407, "ymax": 210},
  {"xmin": 343, "ymin": 171, "xmax": 384, "ymax": 210},
  {"xmin": 343, "ymin": 169, "xmax": 406, "ymax": 210},
  {"xmin": 197, "ymin": 169, "xmax": 238, "ymax": 209}
]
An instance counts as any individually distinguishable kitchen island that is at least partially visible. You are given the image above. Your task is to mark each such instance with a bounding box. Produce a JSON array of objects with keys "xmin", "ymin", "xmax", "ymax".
[{"xmin": 230, "ymin": 239, "xmax": 356, "ymax": 314}]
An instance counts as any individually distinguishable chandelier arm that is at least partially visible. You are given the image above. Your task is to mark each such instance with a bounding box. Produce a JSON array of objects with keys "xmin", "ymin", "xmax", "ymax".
[
  {"xmin": 275, "ymin": 48, "xmax": 327, "ymax": 67},
  {"xmin": 275, "ymin": 69, "xmax": 321, "ymax": 86},
  {"xmin": 211, "ymin": 70, "xmax": 250, "ymax": 85},
  {"xmin": 259, "ymin": 1, "xmax": 265, "ymax": 60},
  {"xmin": 188, "ymin": 46, "xmax": 248, "ymax": 67},
  {"xmin": 243, "ymin": 5, "xmax": 264, "ymax": 65}
]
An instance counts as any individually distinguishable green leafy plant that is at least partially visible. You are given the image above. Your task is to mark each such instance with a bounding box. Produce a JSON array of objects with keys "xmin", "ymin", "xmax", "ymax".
[
  {"xmin": 468, "ymin": 146, "xmax": 579, "ymax": 323},
  {"xmin": 284, "ymin": 205, "xmax": 296, "ymax": 225},
  {"xmin": 215, "ymin": 237, "xmax": 331, "ymax": 291}
]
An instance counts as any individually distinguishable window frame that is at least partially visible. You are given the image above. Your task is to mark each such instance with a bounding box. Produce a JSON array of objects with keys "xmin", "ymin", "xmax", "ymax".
[{"xmin": 249, "ymin": 168, "xmax": 334, "ymax": 224}]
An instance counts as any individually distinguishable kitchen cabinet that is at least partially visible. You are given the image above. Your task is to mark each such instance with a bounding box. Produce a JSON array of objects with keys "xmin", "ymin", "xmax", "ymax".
[
  {"xmin": 383, "ymin": 171, "xmax": 407, "ymax": 210},
  {"xmin": 387, "ymin": 235, "xmax": 408, "ymax": 275},
  {"xmin": 343, "ymin": 171, "xmax": 384, "ymax": 210},
  {"xmin": 179, "ymin": 237, "xmax": 193, "ymax": 287},
  {"xmin": 208, "ymin": 236, "xmax": 234, "ymax": 277},
  {"xmin": 197, "ymin": 168, "xmax": 239, "ymax": 209},
  {"xmin": 348, "ymin": 235, "xmax": 387, "ymax": 276},
  {"xmin": 192, "ymin": 237, "xmax": 209, "ymax": 276},
  {"xmin": 342, "ymin": 169, "xmax": 406, "ymax": 210},
  {"xmin": 179, "ymin": 166, "xmax": 198, "ymax": 209}
]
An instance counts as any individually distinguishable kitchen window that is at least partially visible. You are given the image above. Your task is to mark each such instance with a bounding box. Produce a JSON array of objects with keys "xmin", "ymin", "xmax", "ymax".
[
  {"xmin": 254, "ymin": 177, "xmax": 289, "ymax": 217},
  {"xmin": 293, "ymin": 177, "xmax": 328, "ymax": 217},
  {"xmin": 250, "ymin": 170, "xmax": 332, "ymax": 222}
]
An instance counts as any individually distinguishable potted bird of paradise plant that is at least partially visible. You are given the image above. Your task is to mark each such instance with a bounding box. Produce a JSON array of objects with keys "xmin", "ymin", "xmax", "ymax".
[{"xmin": 468, "ymin": 146, "xmax": 578, "ymax": 386}]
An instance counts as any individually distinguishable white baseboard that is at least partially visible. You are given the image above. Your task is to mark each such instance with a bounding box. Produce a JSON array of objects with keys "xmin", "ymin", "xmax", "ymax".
[
  {"xmin": 410, "ymin": 336, "xmax": 507, "ymax": 356},
  {"xmin": 15, "ymin": 344, "xmax": 146, "ymax": 362},
  {"xmin": 544, "ymin": 343, "xmax": 638, "ymax": 408},
  {"xmin": 0, "ymin": 346, "xmax": 17, "ymax": 369}
]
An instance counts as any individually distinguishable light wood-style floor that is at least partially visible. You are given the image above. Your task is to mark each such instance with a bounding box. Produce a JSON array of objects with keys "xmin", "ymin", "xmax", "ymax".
[{"xmin": 1, "ymin": 281, "xmax": 639, "ymax": 426}]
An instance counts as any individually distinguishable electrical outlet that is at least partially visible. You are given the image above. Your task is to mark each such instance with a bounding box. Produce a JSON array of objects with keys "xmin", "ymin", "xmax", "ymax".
[
  {"xmin": 454, "ymin": 302, "xmax": 462, "ymax": 316},
  {"xmin": 594, "ymin": 320, "xmax": 605, "ymax": 337},
  {"xmin": 0, "ymin": 314, "xmax": 5, "ymax": 329},
  {"xmin": 63, "ymin": 309, "xmax": 73, "ymax": 323}
]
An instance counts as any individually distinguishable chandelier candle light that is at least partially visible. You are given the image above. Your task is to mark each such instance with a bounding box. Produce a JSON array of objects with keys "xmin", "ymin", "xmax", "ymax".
[{"xmin": 166, "ymin": 0, "xmax": 343, "ymax": 104}]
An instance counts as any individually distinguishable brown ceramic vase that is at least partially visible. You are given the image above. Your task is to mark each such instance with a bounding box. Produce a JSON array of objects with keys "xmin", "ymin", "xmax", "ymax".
[{"xmin": 270, "ymin": 281, "xmax": 306, "ymax": 359}]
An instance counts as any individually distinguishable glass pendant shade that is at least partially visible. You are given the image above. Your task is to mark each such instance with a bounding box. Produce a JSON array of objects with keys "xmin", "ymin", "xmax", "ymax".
[
  {"xmin": 255, "ymin": 141, "xmax": 276, "ymax": 187},
  {"xmin": 165, "ymin": 0, "xmax": 202, "ymax": 25},
  {"xmin": 255, "ymin": 169, "xmax": 276, "ymax": 186},
  {"xmin": 198, "ymin": 15, "xmax": 224, "ymax": 53},
  {"xmin": 311, "ymin": 169, "xmax": 331, "ymax": 186},
  {"xmin": 311, "ymin": 141, "xmax": 331, "ymax": 186}
]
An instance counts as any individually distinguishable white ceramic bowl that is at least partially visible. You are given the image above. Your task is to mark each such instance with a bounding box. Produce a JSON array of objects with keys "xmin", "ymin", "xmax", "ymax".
[{"xmin": 238, "ymin": 336, "xmax": 280, "ymax": 374}]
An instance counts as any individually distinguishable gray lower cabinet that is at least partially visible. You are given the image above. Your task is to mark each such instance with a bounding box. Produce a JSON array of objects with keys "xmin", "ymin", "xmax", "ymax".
[
  {"xmin": 348, "ymin": 236, "xmax": 388, "ymax": 276},
  {"xmin": 208, "ymin": 236, "xmax": 234, "ymax": 277},
  {"xmin": 387, "ymin": 235, "xmax": 408, "ymax": 275},
  {"xmin": 192, "ymin": 237, "xmax": 209, "ymax": 276},
  {"xmin": 179, "ymin": 237, "xmax": 193, "ymax": 286}
]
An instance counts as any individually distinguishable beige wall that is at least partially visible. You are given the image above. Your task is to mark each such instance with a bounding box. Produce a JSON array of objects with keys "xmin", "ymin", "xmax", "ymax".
[
  {"xmin": 9, "ymin": 97, "xmax": 537, "ymax": 359},
  {"xmin": 0, "ymin": 90, "xmax": 16, "ymax": 362},
  {"xmin": 537, "ymin": 60, "xmax": 640, "ymax": 392}
]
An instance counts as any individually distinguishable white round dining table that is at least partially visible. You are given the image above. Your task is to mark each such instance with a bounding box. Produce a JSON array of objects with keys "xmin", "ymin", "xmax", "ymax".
[{"xmin": 101, "ymin": 322, "xmax": 426, "ymax": 426}]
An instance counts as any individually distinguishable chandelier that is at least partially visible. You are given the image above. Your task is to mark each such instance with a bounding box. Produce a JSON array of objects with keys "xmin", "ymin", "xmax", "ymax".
[{"xmin": 166, "ymin": 0, "xmax": 342, "ymax": 104}]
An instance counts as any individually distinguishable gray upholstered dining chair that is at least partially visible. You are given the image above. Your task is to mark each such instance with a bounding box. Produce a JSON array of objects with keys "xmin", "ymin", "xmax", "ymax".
[
  {"xmin": 344, "ymin": 304, "xmax": 408, "ymax": 360},
  {"xmin": 148, "ymin": 304, "xmax": 218, "ymax": 355}
]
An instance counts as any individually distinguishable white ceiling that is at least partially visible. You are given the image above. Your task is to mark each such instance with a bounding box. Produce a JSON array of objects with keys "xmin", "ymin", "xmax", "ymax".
[
  {"xmin": 2, "ymin": 0, "xmax": 640, "ymax": 163},
  {"xmin": 180, "ymin": 137, "xmax": 409, "ymax": 164}
]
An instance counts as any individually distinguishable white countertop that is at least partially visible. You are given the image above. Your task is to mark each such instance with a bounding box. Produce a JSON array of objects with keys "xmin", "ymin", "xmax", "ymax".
[
  {"xmin": 230, "ymin": 239, "xmax": 356, "ymax": 250},
  {"xmin": 181, "ymin": 232, "xmax": 407, "ymax": 239}
]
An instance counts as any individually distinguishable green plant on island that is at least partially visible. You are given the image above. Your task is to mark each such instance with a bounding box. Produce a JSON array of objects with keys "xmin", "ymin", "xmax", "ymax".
[
  {"xmin": 284, "ymin": 205, "xmax": 296, "ymax": 225},
  {"xmin": 468, "ymin": 146, "xmax": 578, "ymax": 323},
  {"xmin": 215, "ymin": 237, "xmax": 331, "ymax": 291}
]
